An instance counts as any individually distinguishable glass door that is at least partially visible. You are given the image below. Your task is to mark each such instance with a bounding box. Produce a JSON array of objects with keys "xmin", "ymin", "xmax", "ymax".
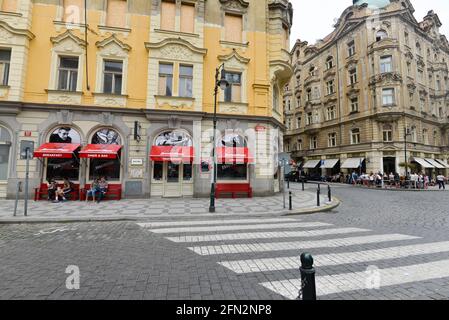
[{"xmin": 163, "ymin": 162, "xmax": 182, "ymax": 197}]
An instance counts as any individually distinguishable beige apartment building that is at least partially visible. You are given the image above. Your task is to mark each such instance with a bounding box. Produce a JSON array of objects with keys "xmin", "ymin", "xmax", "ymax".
[{"xmin": 284, "ymin": 0, "xmax": 449, "ymax": 179}]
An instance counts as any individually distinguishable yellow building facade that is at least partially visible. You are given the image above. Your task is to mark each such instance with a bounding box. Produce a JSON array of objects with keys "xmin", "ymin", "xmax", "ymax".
[{"xmin": 0, "ymin": 0, "xmax": 293, "ymax": 199}]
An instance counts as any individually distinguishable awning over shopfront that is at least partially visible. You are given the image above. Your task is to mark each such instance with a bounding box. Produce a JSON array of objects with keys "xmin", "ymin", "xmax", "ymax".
[
  {"xmin": 436, "ymin": 159, "xmax": 449, "ymax": 168},
  {"xmin": 34, "ymin": 143, "xmax": 80, "ymax": 159},
  {"xmin": 216, "ymin": 147, "xmax": 253, "ymax": 164},
  {"xmin": 302, "ymin": 160, "xmax": 321, "ymax": 169},
  {"xmin": 341, "ymin": 158, "xmax": 364, "ymax": 169},
  {"xmin": 321, "ymin": 159, "xmax": 339, "ymax": 169},
  {"xmin": 150, "ymin": 146, "xmax": 194, "ymax": 163},
  {"xmin": 424, "ymin": 159, "xmax": 445, "ymax": 169},
  {"xmin": 79, "ymin": 144, "xmax": 122, "ymax": 159},
  {"xmin": 412, "ymin": 157, "xmax": 434, "ymax": 169}
]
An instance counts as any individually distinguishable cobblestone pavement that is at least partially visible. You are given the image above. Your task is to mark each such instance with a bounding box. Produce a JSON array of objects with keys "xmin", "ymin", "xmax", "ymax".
[
  {"xmin": 0, "ymin": 189, "xmax": 335, "ymax": 221},
  {"xmin": 1, "ymin": 184, "xmax": 449, "ymax": 300}
]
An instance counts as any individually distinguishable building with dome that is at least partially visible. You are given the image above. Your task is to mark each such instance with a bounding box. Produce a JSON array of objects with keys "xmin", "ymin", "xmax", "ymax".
[{"xmin": 284, "ymin": 0, "xmax": 449, "ymax": 179}]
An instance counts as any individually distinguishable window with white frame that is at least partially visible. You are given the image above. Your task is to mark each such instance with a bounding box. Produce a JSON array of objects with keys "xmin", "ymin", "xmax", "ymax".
[
  {"xmin": 326, "ymin": 80, "xmax": 335, "ymax": 95},
  {"xmin": 350, "ymin": 128, "xmax": 360, "ymax": 145},
  {"xmin": 103, "ymin": 60, "xmax": 123, "ymax": 94},
  {"xmin": 310, "ymin": 136, "xmax": 317, "ymax": 150},
  {"xmin": 158, "ymin": 63, "xmax": 173, "ymax": 96},
  {"xmin": 382, "ymin": 124, "xmax": 393, "ymax": 142},
  {"xmin": 382, "ymin": 88, "xmax": 395, "ymax": 106},
  {"xmin": 0, "ymin": 126, "xmax": 11, "ymax": 181},
  {"xmin": 328, "ymin": 133, "xmax": 337, "ymax": 147},
  {"xmin": 348, "ymin": 40, "xmax": 355, "ymax": 57},
  {"xmin": 349, "ymin": 68, "xmax": 357, "ymax": 85},
  {"xmin": 306, "ymin": 112, "xmax": 313, "ymax": 125},
  {"xmin": 179, "ymin": 65, "xmax": 193, "ymax": 97},
  {"xmin": 423, "ymin": 129, "xmax": 429, "ymax": 144},
  {"xmin": 0, "ymin": 49, "xmax": 11, "ymax": 86},
  {"xmin": 326, "ymin": 56, "xmax": 334, "ymax": 70},
  {"xmin": 326, "ymin": 105, "xmax": 336, "ymax": 121},
  {"xmin": 419, "ymin": 96, "xmax": 426, "ymax": 112},
  {"xmin": 224, "ymin": 71, "xmax": 242, "ymax": 103},
  {"xmin": 297, "ymin": 116, "xmax": 301, "ymax": 128},
  {"xmin": 350, "ymin": 97, "xmax": 359, "ymax": 113},
  {"xmin": 306, "ymin": 88, "xmax": 312, "ymax": 101},
  {"xmin": 309, "ymin": 66, "xmax": 316, "ymax": 77},
  {"xmin": 380, "ymin": 56, "xmax": 392, "ymax": 73},
  {"xmin": 57, "ymin": 56, "xmax": 79, "ymax": 91}
]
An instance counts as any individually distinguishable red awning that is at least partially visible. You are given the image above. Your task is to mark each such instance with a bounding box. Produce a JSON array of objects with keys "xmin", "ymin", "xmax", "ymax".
[
  {"xmin": 150, "ymin": 146, "xmax": 194, "ymax": 163},
  {"xmin": 217, "ymin": 147, "xmax": 253, "ymax": 164},
  {"xmin": 79, "ymin": 144, "xmax": 122, "ymax": 159},
  {"xmin": 34, "ymin": 143, "xmax": 80, "ymax": 159}
]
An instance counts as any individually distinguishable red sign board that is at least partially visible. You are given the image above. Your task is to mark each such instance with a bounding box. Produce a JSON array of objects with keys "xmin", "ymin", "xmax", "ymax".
[
  {"xmin": 79, "ymin": 144, "xmax": 122, "ymax": 159},
  {"xmin": 34, "ymin": 143, "xmax": 80, "ymax": 159},
  {"xmin": 150, "ymin": 146, "xmax": 194, "ymax": 163}
]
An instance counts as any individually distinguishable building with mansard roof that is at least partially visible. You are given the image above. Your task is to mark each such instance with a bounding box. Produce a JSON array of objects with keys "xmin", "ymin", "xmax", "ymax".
[{"xmin": 284, "ymin": 0, "xmax": 449, "ymax": 179}]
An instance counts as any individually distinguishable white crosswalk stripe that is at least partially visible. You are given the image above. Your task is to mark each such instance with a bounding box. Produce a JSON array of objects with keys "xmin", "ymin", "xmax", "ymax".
[
  {"xmin": 166, "ymin": 227, "xmax": 370, "ymax": 243},
  {"xmin": 136, "ymin": 216, "xmax": 449, "ymax": 299},
  {"xmin": 260, "ymin": 259, "xmax": 449, "ymax": 299},
  {"xmin": 218, "ymin": 241, "xmax": 449, "ymax": 274},
  {"xmin": 143, "ymin": 222, "xmax": 332, "ymax": 234},
  {"xmin": 137, "ymin": 217, "xmax": 298, "ymax": 228},
  {"xmin": 188, "ymin": 234, "xmax": 420, "ymax": 255}
]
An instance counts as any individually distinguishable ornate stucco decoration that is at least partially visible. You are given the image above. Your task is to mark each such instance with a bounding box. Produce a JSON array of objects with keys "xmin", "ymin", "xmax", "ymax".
[
  {"xmin": 407, "ymin": 81, "xmax": 416, "ymax": 93},
  {"xmin": 145, "ymin": 37, "xmax": 207, "ymax": 61},
  {"xmin": 219, "ymin": 0, "xmax": 249, "ymax": 14},
  {"xmin": 0, "ymin": 20, "xmax": 35, "ymax": 43},
  {"xmin": 218, "ymin": 49, "xmax": 250, "ymax": 65},
  {"xmin": 96, "ymin": 34, "xmax": 131, "ymax": 57},
  {"xmin": 51, "ymin": 30, "xmax": 86, "ymax": 48},
  {"xmin": 369, "ymin": 72, "xmax": 403, "ymax": 87}
]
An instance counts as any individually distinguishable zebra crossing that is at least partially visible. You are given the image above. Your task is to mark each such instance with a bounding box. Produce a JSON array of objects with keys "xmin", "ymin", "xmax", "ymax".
[{"xmin": 137, "ymin": 216, "xmax": 449, "ymax": 299}]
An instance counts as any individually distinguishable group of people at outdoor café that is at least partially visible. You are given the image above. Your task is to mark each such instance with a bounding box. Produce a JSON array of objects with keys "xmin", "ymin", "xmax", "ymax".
[
  {"xmin": 347, "ymin": 171, "xmax": 447, "ymax": 190},
  {"xmin": 47, "ymin": 177, "xmax": 109, "ymax": 203}
]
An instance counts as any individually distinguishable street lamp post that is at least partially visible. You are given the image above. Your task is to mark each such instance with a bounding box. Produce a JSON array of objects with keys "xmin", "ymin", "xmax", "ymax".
[
  {"xmin": 404, "ymin": 128, "xmax": 411, "ymax": 187},
  {"xmin": 209, "ymin": 64, "xmax": 229, "ymax": 213}
]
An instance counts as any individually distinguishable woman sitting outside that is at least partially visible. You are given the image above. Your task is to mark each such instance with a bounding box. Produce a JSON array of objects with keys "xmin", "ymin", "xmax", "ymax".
[
  {"xmin": 97, "ymin": 177, "xmax": 109, "ymax": 203},
  {"xmin": 47, "ymin": 179, "xmax": 57, "ymax": 201},
  {"xmin": 86, "ymin": 178, "xmax": 100, "ymax": 203}
]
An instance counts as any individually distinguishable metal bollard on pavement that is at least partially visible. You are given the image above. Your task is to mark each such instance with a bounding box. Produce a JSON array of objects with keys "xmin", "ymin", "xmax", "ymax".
[
  {"xmin": 328, "ymin": 185, "xmax": 332, "ymax": 202},
  {"xmin": 302, "ymin": 179, "xmax": 305, "ymax": 191},
  {"xmin": 298, "ymin": 253, "xmax": 317, "ymax": 300},
  {"xmin": 289, "ymin": 191, "xmax": 292, "ymax": 211},
  {"xmin": 316, "ymin": 186, "xmax": 320, "ymax": 207}
]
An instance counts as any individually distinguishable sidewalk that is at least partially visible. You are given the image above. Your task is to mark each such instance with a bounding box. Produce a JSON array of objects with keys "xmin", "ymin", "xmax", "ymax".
[{"xmin": 0, "ymin": 190, "xmax": 340, "ymax": 224}]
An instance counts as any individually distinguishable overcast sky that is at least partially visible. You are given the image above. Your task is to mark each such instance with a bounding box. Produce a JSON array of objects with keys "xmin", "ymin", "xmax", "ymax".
[{"xmin": 290, "ymin": 0, "xmax": 449, "ymax": 46}]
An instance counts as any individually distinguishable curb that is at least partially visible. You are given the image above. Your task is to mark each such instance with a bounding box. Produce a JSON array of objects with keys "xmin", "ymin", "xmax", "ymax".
[
  {"xmin": 282, "ymin": 197, "xmax": 341, "ymax": 216},
  {"xmin": 351, "ymin": 186, "xmax": 447, "ymax": 192}
]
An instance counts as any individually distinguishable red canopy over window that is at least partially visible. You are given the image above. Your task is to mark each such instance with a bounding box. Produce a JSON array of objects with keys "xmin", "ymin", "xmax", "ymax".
[
  {"xmin": 34, "ymin": 143, "xmax": 80, "ymax": 159},
  {"xmin": 150, "ymin": 146, "xmax": 194, "ymax": 163},
  {"xmin": 79, "ymin": 144, "xmax": 122, "ymax": 159},
  {"xmin": 216, "ymin": 147, "xmax": 253, "ymax": 164}
]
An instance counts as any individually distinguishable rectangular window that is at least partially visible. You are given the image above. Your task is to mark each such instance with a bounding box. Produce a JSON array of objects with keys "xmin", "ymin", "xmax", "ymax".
[
  {"xmin": 306, "ymin": 112, "xmax": 313, "ymax": 125},
  {"xmin": 310, "ymin": 136, "xmax": 317, "ymax": 150},
  {"xmin": 418, "ymin": 69, "xmax": 424, "ymax": 82},
  {"xmin": 350, "ymin": 97, "xmax": 359, "ymax": 113},
  {"xmin": 297, "ymin": 117, "xmax": 301, "ymax": 128},
  {"xmin": 183, "ymin": 164, "xmax": 192, "ymax": 181},
  {"xmin": 180, "ymin": 3, "xmax": 195, "ymax": 34},
  {"xmin": 161, "ymin": 0, "xmax": 176, "ymax": 31},
  {"xmin": 420, "ymin": 98, "xmax": 426, "ymax": 112},
  {"xmin": 348, "ymin": 41, "xmax": 355, "ymax": 57},
  {"xmin": 0, "ymin": 49, "xmax": 11, "ymax": 86},
  {"xmin": 158, "ymin": 63, "xmax": 173, "ymax": 96},
  {"xmin": 224, "ymin": 72, "xmax": 242, "ymax": 102},
  {"xmin": 63, "ymin": 0, "xmax": 84, "ymax": 23},
  {"xmin": 89, "ymin": 159, "xmax": 121, "ymax": 181},
  {"xmin": 349, "ymin": 68, "xmax": 357, "ymax": 85},
  {"xmin": 382, "ymin": 88, "xmax": 395, "ymax": 106},
  {"xmin": 1, "ymin": 0, "xmax": 17, "ymax": 12},
  {"xmin": 217, "ymin": 164, "xmax": 247, "ymax": 181},
  {"xmin": 383, "ymin": 130, "xmax": 392, "ymax": 142},
  {"xmin": 326, "ymin": 80, "xmax": 335, "ymax": 95},
  {"xmin": 225, "ymin": 14, "xmax": 243, "ymax": 43},
  {"xmin": 106, "ymin": 0, "xmax": 127, "ymax": 28},
  {"xmin": 153, "ymin": 162, "xmax": 163, "ymax": 181},
  {"xmin": 57, "ymin": 56, "xmax": 79, "ymax": 91},
  {"xmin": 326, "ymin": 106, "xmax": 336, "ymax": 121},
  {"xmin": 351, "ymin": 129, "xmax": 360, "ymax": 145},
  {"xmin": 328, "ymin": 133, "xmax": 337, "ymax": 147},
  {"xmin": 103, "ymin": 60, "xmax": 123, "ymax": 94},
  {"xmin": 179, "ymin": 65, "xmax": 193, "ymax": 97},
  {"xmin": 47, "ymin": 158, "xmax": 80, "ymax": 181},
  {"xmin": 0, "ymin": 145, "xmax": 10, "ymax": 180},
  {"xmin": 380, "ymin": 56, "xmax": 392, "ymax": 73}
]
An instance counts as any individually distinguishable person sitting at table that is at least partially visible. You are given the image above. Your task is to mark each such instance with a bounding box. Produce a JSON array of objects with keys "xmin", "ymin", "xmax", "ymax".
[
  {"xmin": 97, "ymin": 177, "xmax": 109, "ymax": 203},
  {"xmin": 86, "ymin": 178, "xmax": 100, "ymax": 203},
  {"xmin": 47, "ymin": 179, "xmax": 57, "ymax": 201}
]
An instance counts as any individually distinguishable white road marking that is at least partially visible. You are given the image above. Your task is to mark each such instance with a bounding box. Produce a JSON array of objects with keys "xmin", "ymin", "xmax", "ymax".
[
  {"xmin": 188, "ymin": 234, "xmax": 420, "ymax": 255},
  {"xmin": 218, "ymin": 241, "xmax": 449, "ymax": 274},
  {"xmin": 166, "ymin": 227, "xmax": 370, "ymax": 243},
  {"xmin": 144, "ymin": 222, "xmax": 332, "ymax": 234},
  {"xmin": 137, "ymin": 217, "xmax": 298, "ymax": 229},
  {"xmin": 260, "ymin": 258, "xmax": 449, "ymax": 299}
]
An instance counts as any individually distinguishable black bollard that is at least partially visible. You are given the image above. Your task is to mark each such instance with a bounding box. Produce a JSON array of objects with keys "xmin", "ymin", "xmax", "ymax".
[
  {"xmin": 316, "ymin": 187, "xmax": 320, "ymax": 207},
  {"xmin": 328, "ymin": 185, "xmax": 332, "ymax": 202},
  {"xmin": 299, "ymin": 253, "xmax": 317, "ymax": 300},
  {"xmin": 289, "ymin": 191, "xmax": 292, "ymax": 210},
  {"xmin": 302, "ymin": 179, "xmax": 305, "ymax": 191},
  {"xmin": 287, "ymin": 179, "xmax": 290, "ymax": 189}
]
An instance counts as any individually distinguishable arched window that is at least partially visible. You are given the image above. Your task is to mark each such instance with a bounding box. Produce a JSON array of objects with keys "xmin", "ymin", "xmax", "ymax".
[
  {"xmin": 154, "ymin": 130, "xmax": 192, "ymax": 147},
  {"xmin": 309, "ymin": 66, "xmax": 316, "ymax": 76},
  {"xmin": 326, "ymin": 56, "xmax": 334, "ymax": 70},
  {"xmin": 416, "ymin": 42, "xmax": 421, "ymax": 54},
  {"xmin": 46, "ymin": 126, "xmax": 81, "ymax": 181},
  {"xmin": 0, "ymin": 126, "xmax": 11, "ymax": 181},
  {"xmin": 89, "ymin": 128, "xmax": 122, "ymax": 181},
  {"xmin": 376, "ymin": 30, "xmax": 388, "ymax": 42}
]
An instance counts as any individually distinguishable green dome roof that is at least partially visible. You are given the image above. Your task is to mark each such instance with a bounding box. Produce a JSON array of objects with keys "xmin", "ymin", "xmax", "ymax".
[{"xmin": 353, "ymin": 0, "xmax": 391, "ymax": 9}]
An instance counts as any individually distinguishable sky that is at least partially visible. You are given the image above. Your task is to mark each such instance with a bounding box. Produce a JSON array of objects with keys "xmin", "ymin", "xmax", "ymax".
[{"xmin": 290, "ymin": 0, "xmax": 449, "ymax": 46}]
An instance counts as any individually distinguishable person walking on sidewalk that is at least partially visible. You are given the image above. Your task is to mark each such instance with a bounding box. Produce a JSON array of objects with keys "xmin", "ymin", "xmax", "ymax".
[{"xmin": 437, "ymin": 174, "xmax": 446, "ymax": 190}]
